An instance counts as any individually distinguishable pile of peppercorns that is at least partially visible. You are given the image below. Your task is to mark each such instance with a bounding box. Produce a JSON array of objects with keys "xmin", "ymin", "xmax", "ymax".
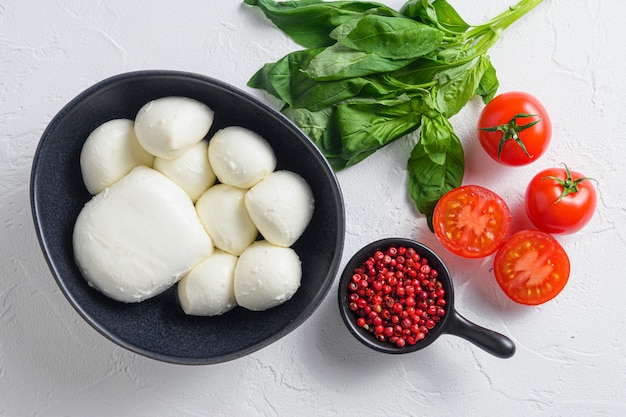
[{"xmin": 347, "ymin": 245, "xmax": 447, "ymax": 348}]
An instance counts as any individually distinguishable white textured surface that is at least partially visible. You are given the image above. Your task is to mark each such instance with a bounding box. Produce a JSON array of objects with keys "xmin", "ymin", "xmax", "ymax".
[{"xmin": 2, "ymin": 1, "xmax": 626, "ymax": 415}]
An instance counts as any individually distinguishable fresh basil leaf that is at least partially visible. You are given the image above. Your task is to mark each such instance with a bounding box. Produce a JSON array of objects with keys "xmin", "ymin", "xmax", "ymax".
[
  {"xmin": 249, "ymin": 48, "xmax": 431, "ymax": 112},
  {"xmin": 335, "ymin": 96, "xmax": 423, "ymax": 164},
  {"xmin": 243, "ymin": 0, "xmax": 399, "ymax": 48},
  {"xmin": 328, "ymin": 8, "xmax": 403, "ymax": 41},
  {"xmin": 339, "ymin": 14, "xmax": 444, "ymax": 60},
  {"xmin": 419, "ymin": 112, "xmax": 454, "ymax": 165},
  {"xmin": 435, "ymin": 54, "xmax": 490, "ymax": 117},
  {"xmin": 248, "ymin": 48, "xmax": 374, "ymax": 111},
  {"xmin": 305, "ymin": 43, "xmax": 415, "ymax": 81},
  {"xmin": 359, "ymin": 74, "xmax": 420, "ymax": 98},
  {"xmin": 431, "ymin": 0, "xmax": 470, "ymax": 34},
  {"xmin": 401, "ymin": 0, "xmax": 440, "ymax": 26},
  {"xmin": 247, "ymin": 48, "xmax": 323, "ymax": 106},
  {"xmin": 436, "ymin": 44, "xmax": 475, "ymax": 63},
  {"xmin": 386, "ymin": 58, "xmax": 448, "ymax": 86},
  {"xmin": 282, "ymin": 106, "xmax": 345, "ymax": 160},
  {"xmin": 402, "ymin": 0, "xmax": 469, "ymax": 35},
  {"xmin": 329, "ymin": 16, "xmax": 363, "ymax": 41},
  {"xmin": 290, "ymin": 68, "xmax": 424, "ymax": 111},
  {"xmin": 435, "ymin": 60, "xmax": 474, "ymax": 84},
  {"xmin": 292, "ymin": 76, "xmax": 373, "ymax": 111},
  {"xmin": 407, "ymin": 115, "xmax": 464, "ymax": 229},
  {"xmin": 247, "ymin": 62, "xmax": 283, "ymax": 99},
  {"xmin": 475, "ymin": 57, "xmax": 499, "ymax": 103}
]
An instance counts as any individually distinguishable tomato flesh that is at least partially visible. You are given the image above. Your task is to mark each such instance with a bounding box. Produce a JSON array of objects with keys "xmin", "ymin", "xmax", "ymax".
[
  {"xmin": 433, "ymin": 185, "xmax": 511, "ymax": 258},
  {"xmin": 494, "ymin": 230, "xmax": 570, "ymax": 305}
]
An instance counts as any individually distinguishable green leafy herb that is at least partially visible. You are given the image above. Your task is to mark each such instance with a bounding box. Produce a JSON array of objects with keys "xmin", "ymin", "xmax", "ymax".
[
  {"xmin": 335, "ymin": 95, "xmax": 424, "ymax": 165},
  {"xmin": 245, "ymin": 0, "xmax": 542, "ymax": 228},
  {"xmin": 338, "ymin": 14, "xmax": 444, "ymax": 60},
  {"xmin": 242, "ymin": 0, "xmax": 400, "ymax": 48},
  {"xmin": 408, "ymin": 112, "xmax": 464, "ymax": 230},
  {"xmin": 305, "ymin": 43, "xmax": 416, "ymax": 81},
  {"xmin": 402, "ymin": 0, "xmax": 469, "ymax": 34}
]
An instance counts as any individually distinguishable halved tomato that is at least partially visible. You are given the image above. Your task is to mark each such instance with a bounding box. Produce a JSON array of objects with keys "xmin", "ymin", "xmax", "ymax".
[
  {"xmin": 432, "ymin": 185, "xmax": 511, "ymax": 258},
  {"xmin": 494, "ymin": 230, "xmax": 570, "ymax": 305}
]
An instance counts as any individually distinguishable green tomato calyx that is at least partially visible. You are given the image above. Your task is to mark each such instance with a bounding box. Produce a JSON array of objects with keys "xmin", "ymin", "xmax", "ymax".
[
  {"xmin": 479, "ymin": 113, "xmax": 542, "ymax": 160},
  {"xmin": 542, "ymin": 163, "xmax": 597, "ymax": 204}
]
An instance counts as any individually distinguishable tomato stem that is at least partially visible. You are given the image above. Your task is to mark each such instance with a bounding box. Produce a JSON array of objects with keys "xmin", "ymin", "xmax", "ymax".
[
  {"xmin": 542, "ymin": 163, "xmax": 597, "ymax": 203},
  {"xmin": 478, "ymin": 113, "xmax": 542, "ymax": 160}
]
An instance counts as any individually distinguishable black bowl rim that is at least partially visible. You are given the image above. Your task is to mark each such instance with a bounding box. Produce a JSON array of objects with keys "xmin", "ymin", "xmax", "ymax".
[
  {"xmin": 30, "ymin": 69, "xmax": 345, "ymax": 364},
  {"xmin": 338, "ymin": 237, "xmax": 455, "ymax": 354}
]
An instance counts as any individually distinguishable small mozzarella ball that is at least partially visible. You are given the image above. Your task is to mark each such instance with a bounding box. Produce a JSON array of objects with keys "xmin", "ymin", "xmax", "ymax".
[
  {"xmin": 153, "ymin": 140, "xmax": 216, "ymax": 202},
  {"xmin": 134, "ymin": 96, "xmax": 214, "ymax": 159},
  {"xmin": 80, "ymin": 119, "xmax": 154, "ymax": 195},
  {"xmin": 208, "ymin": 126, "xmax": 276, "ymax": 189},
  {"xmin": 177, "ymin": 250, "xmax": 238, "ymax": 316},
  {"xmin": 195, "ymin": 184, "xmax": 258, "ymax": 256},
  {"xmin": 73, "ymin": 166, "xmax": 214, "ymax": 303},
  {"xmin": 245, "ymin": 170, "xmax": 314, "ymax": 247},
  {"xmin": 234, "ymin": 240, "xmax": 301, "ymax": 311}
]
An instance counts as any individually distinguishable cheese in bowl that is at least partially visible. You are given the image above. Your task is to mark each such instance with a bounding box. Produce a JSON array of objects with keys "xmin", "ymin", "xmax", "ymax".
[{"xmin": 74, "ymin": 96, "xmax": 314, "ymax": 315}]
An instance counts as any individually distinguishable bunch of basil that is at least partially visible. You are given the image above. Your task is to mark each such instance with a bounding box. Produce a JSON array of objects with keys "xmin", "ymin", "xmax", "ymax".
[{"xmin": 244, "ymin": 0, "xmax": 542, "ymax": 228}]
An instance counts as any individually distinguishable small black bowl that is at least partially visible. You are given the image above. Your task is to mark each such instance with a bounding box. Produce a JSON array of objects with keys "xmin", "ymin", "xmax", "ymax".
[
  {"xmin": 338, "ymin": 238, "xmax": 515, "ymax": 358},
  {"xmin": 30, "ymin": 70, "xmax": 345, "ymax": 364}
]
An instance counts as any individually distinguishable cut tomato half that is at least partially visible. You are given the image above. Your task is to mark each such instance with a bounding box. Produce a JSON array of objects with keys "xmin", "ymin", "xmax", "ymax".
[
  {"xmin": 433, "ymin": 185, "xmax": 511, "ymax": 258},
  {"xmin": 494, "ymin": 230, "xmax": 570, "ymax": 305}
]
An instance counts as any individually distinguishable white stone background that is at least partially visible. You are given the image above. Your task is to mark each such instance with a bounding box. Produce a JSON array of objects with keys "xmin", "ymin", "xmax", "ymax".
[{"xmin": 2, "ymin": 0, "xmax": 626, "ymax": 415}]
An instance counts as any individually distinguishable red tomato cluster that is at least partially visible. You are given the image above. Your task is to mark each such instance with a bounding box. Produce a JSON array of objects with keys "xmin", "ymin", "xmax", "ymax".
[{"xmin": 430, "ymin": 91, "xmax": 597, "ymax": 306}]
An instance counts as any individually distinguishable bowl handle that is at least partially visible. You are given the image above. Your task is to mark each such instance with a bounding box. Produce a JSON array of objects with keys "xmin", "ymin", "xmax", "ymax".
[{"xmin": 446, "ymin": 311, "xmax": 516, "ymax": 358}]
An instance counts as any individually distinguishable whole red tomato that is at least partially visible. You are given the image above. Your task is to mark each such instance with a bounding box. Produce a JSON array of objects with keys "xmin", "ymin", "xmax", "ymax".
[
  {"xmin": 525, "ymin": 164, "xmax": 597, "ymax": 234},
  {"xmin": 477, "ymin": 92, "xmax": 552, "ymax": 166}
]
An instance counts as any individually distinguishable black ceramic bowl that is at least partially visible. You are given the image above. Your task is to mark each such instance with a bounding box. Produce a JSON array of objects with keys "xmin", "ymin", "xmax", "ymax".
[
  {"xmin": 30, "ymin": 70, "xmax": 345, "ymax": 364},
  {"xmin": 338, "ymin": 238, "xmax": 515, "ymax": 358}
]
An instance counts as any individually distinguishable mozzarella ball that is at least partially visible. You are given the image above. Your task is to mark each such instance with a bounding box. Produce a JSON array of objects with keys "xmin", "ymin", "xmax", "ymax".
[
  {"xmin": 195, "ymin": 184, "xmax": 258, "ymax": 256},
  {"xmin": 245, "ymin": 170, "xmax": 314, "ymax": 247},
  {"xmin": 177, "ymin": 250, "xmax": 238, "ymax": 316},
  {"xmin": 234, "ymin": 240, "xmax": 301, "ymax": 311},
  {"xmin": 153, "ymin": 140, "xmax": 216, "ymax": 202},
  {"xmin": 80, "ymin": 119, "xmax": 154, "ymax": 195},
  {"xmin": 73, "ymin": 166, "xmax": 214, "ymax": 303},
  {"xmin": 208, "ymin": 126, "xmax": 276, "ymax": 189},
  {"xmin": 134, "ymin": 96, "xmax": 214, "ymax": 159}
]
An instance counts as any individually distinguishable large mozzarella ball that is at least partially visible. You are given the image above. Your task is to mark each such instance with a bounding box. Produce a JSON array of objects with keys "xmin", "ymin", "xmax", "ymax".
[
  {"xmin": 195, "ymin": 184, "xmax": 258, "ymax": 256},
  {"xmin": 80, "ymin": 119, "xmax": 154, "ymax": 195},
  {"xmin": 134, "ymin": 96, "xmax": 214, "ymax": 159},
  {"xmin": 208, "ymin": 126, "xmax": 276, "ymax": 189},
  {"xmin": 234, "ymin": 240, "xmax": 301, "ymax": 311},
  {"xmin": 73, "ymin": 166, "xmax": 214, "ymax": 303},
  {"xmin": 245, "ymin": 170, "xmax": 314, "ymax": 247},
  {"xmin": 153, "ymin": 140, "xmax": 216, "ymax": 202},
  {"xmin": 177, "ymin": 250, "xmax": 238, "ymax": 316}
]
